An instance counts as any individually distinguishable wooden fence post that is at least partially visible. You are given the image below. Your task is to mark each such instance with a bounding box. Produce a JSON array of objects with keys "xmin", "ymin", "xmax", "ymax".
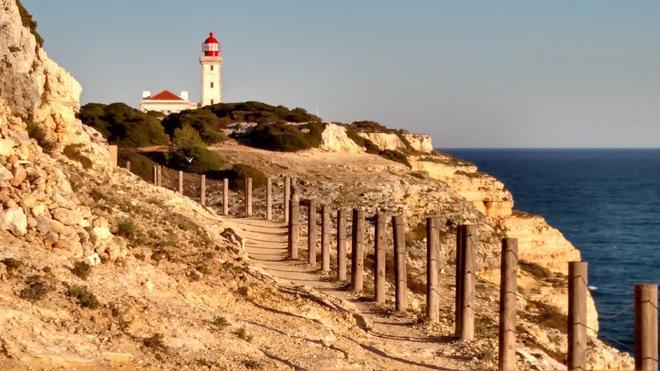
[
  {"xmin": 125, "ymin": 161, "xmax": 131, "ymax": 172},
  {"xmin": 351, "ymin": 208, "xmax": 365, "ymax": 293},
  {"xmin": 498, "ymin": 238, "xmax": 518, "ymax": 371},
  {"xmin": 455, "ymin": 225, "xmax": 465, "ymax": 337},
  {"xmin": 284, "ymin": 177, "xmax": 291, "ymax": 223},
  {"xmin": 178, "ymin": 171, "xmax": 183, "ymax": 194},
  {"xmin": 392, "ymin": 215, "xmax": 407, "ymax": 312},
  {"xmin": 568, "ymin": 261, "xmax": 588, "ymax": 371},
  {"xmin": 266, "ymin": 177, "xmax": 272, "ymax": 221},
  {"xmin": 200, "ymin": 174, "xmax": 206, "ymax": 206},
  {"xmin": 153, "ymin": 166, "xmax": 158, "ymax": 185},
  {"xmin": 374, "ymin": 213, "xmax": 387, "ymax": 304},
  {"xmin": 426, "ymin": 217, "xmax": 440, "ymax": 322},
  {"xmin": 308, "ymin": 198, "xmax": 318, "ymax": 266},
  {"xmin": 288, "ymin": 195, "xmax": 300, "ymax": 259},
  {"xmin": 157, "ymin": 166, "xmax": 162, "ymax": 187},
  {"xmin": 321, "ymin": 205, "xmax": 330, "ymax": 272},
  {"xmin": 108, "ymin": 145, "xmax": 118, "ymax": 168},
  {"xmin": 459, "ymin": 224, "xmax": 477, "ymax": 340},
  {"xmin": 223, "ymin": 178, "xmax": 229, "ymax": 215},
  {"xmin": 635, "ymin": 283, "xmax": 658, "ymax": 371},
  {"xmin": 337, "ymin": 208, "xmax": 347, "ymax": 281},
  {"xmin": 245, "ymin": 178, "xmax": 253, "ymax": 217}
]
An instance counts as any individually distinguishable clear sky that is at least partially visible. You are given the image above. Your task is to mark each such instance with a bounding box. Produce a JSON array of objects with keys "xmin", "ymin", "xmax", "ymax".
[{"xmin": 22, "ymin": 0, "xmax": 660, "ymax": 148}]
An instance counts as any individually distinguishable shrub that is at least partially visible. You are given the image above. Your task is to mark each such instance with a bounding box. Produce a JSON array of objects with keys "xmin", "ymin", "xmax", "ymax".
[
  {"xmin": 143, "ymin": 333, "xmax": 166, "ymax": 350},
  {"xmin": 246, "ymin": 121, "xmax": 324, "ymax": 152},
  {"xmin": 71, "ymin": 261, "xmax": 92, "ymax": 280},
  {"xmin": 116, "ymin": 218, "xmax": 137, "ymax": 240},
  {"xmin": 173, "ymin": 125, "xmax": 204, "ymax": 148},
  {"xmin": 26, "ymin": 119, "xmax": 56, "ymax": 152},
  {"xmin": 67, "ymin": 285, "xmax": 99, "ymax": 309},
  {"xmin": 16, "ymin": 0, "xmax": 43, "ymax": 47},
  {"xmin": 235, "ymin": 326, "xmax": 253, "ymax": 342},
  {"xmin": 350, "ymin": 120, "xmax": 389, "ymax": 132},
  {"xmin": 163, "ymin": 109, "xmax": 228, "ymax": 145},
  {"xmin": 207, "ymin": 101, "xmax": 320, "ymax": 124},
  {"xmin": 2, "ymin": 257, "xmax": 22, "ymax": 272},
  {"xmin": 378, "ymin": 149, "xmax": 411, "ymax": 168},
  {"xmin": 212, "ymin": 316, "xmax": 230, "ymax": 328},
  {"xmin": 345, "ymin": 126, "xmax": 380, "ymax": 154},
  {"xmin": 19, "ymin": 276, "xmax": 48, "ymax": 302},
  {"xmin": 208, "ymin": 164, "xmax": 267, "ymax": 191},
  {"xmin": 118, "ymin": 150, "xmax": 157, "ymax": 181},
  {"xmin": 166, "ymin": 145, "xmax": 226, "ymax": 173},
  {"xmin": 78, "ymin": 103, "xmax": 169, "ymax": 147}
]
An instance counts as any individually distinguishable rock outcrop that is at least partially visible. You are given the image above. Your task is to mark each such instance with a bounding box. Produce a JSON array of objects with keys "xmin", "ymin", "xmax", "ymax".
[{"xmin": 319, "ymin": 123, "xmax": 362, "ymax": 153}]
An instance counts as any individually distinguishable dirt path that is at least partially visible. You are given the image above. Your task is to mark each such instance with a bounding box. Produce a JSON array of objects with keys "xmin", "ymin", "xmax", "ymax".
[{"xmin": 230, "ymin": 217, "xmax": 475, "ymax": 370}]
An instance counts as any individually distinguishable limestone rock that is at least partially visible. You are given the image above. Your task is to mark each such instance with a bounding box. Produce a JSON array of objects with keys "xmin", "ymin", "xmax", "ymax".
[
  {"xmin": 1, "ymin": 207, "xmax": 27, "ymax": 236},
  {"xmin": 401, "ymin": 132, "xmax": 433, "ymax": 153},
  {"xmin": 52, "ymin": 207, "xmax": 82, "ymax": 226},
  {"xmin": 359, "ymin": 132, "xmax": 405, "ymax": 151},
  {"xmin": 320, "ymin": 123, "xmax": 363, "ymax": 153}
]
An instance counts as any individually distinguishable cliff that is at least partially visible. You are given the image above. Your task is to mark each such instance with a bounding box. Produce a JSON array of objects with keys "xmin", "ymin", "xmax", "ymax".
[{"xmin": 0, "ymin": 2, "xmax": 633, "ymax": 369}]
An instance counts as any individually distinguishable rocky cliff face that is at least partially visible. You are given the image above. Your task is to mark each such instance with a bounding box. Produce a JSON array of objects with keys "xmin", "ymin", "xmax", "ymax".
[{"xmin": 0, "ymin": 2, "xmax": 632, "ymax": 369}]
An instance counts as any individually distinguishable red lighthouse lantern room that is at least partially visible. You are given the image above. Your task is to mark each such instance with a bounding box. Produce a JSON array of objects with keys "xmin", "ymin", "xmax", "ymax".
[{"xmin": 203, "ymin": 32, "xmax": 220, "ymax": 57}]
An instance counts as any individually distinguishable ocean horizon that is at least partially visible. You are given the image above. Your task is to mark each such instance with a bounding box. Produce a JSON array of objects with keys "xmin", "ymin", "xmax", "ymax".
[{"xmin": 443, "ymin": 148, "xmax": 660, "ymax": 352}]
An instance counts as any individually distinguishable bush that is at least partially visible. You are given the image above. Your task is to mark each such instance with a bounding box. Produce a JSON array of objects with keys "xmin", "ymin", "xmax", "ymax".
[
  {"xmin": 208, "ymin": 164, "xmax": 267, "ymax": 191},
  {"xmin": 19, "ymin": 276, "xmax": 49, "ymax": 302},
  {"xmin": 246, "ymin": 122, "xmax": 324, "ymax": 152},
  {"xmin": 173, "ymin": 125, "xmax": 204, "ymax": 148},
  {"xmin": 78, "ymin": 103, "xmax": 169, "ymax": 147},
  {"xmin": 163, "ymin": 109, "xmax": 228, "ymax": 145},
  {"xmin": 67, "ymin": 285, "xmax": 99, "ymax": 309},
  {"xmin": 166, "ymin": 145, "xmax": 226, "ymax": 173},
  {"xmin": 212, "ymin": 316, "xmax": 230, "ymax": 328},
  {"xmin": 379, "ymin": 149, "xmax": 411, "ymax": 168},
  {"xmin": 143, "ymin": 333, "xmax": 166, "ymax": 350},
  {"xmin": 26, "ymin": 119, "xmax": 56, "ymax": 152},
  {"xmin": 118, "ymin": 150, "xmax": 157, "ymax": 180},
  {"xmin": 207, "ymin": 101, "xmax": 320, "ymax": 124},
  {"xmin": 16, "ymin": 0, "xmax": 43, "ymax": 47},
  {"xmin": 116, "ymin": 218, "xmax": 137, "ymax": 240},
  {"xmin": 71, "ymin": 261, "xmax": 92, "ymax": 280}
]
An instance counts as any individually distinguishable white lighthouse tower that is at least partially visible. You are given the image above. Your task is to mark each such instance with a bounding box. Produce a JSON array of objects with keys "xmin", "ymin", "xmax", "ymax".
[{"xmin": 200, "ymin": 32, "xmax": 223, "ymax": 106}]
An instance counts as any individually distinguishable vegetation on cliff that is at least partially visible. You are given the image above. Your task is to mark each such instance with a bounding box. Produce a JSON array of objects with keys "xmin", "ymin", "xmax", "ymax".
[
  {"xmin": 246, "ymin": 121, "xmax": 325, "ymax": 152},
  {"xmin": 78, "ymin": 103, "xmax": 169, "ymax": 147},
  {"xmin": 162, "ymin": 109, "xmax": 228, "ymax": 145},
  {"xmin": 16, "ymin": 0, "xmax": 43, "ymax": 47},
  {"xmin": 206, "ymin": 101, "xmax": 320, "ymax": 125}
]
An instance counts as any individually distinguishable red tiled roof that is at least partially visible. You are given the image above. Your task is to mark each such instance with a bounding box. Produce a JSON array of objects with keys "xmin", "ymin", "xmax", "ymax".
[{"xmin": 145, "ymin": 90, "xmax": 182, "ymax": 101}]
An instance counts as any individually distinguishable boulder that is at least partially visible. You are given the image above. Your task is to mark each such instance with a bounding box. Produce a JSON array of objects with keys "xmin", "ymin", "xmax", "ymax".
[{"xmin": 0, "ymin": 206, "xmax": 27, "ymax": 235}]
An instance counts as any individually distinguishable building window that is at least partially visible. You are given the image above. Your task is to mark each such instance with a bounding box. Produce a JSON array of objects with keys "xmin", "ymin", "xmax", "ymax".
[
  {"xmin": 211, "ymin": 82, "xmax": 214, "ymax": 88},
  {"xmin": 211, "ymin": 99, "xmax": 214, "ymax": 105},
  {"xmin": 210, "ymin": 65, "xmax": 214, "ymax": 71}
]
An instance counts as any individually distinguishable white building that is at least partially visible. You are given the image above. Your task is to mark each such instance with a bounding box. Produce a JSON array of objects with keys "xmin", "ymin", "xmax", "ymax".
[
  {"xmin": 139, "ymin": 90, "xmax": 197, "ymax": 115},
  {"xmin": 139, "ymin": 32, "xmax": 224, "ymax": 114}
]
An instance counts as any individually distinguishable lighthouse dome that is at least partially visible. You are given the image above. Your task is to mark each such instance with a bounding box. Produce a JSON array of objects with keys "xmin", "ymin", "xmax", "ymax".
[{"xmin": 202, "ymin": 32, "xmax": 221, "ymax": 56}]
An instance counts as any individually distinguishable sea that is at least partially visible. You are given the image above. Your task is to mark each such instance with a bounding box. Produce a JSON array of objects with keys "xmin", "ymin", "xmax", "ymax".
[{"xmin": 443, "ymin": 149, "xmax": 660, "ymax": 352}]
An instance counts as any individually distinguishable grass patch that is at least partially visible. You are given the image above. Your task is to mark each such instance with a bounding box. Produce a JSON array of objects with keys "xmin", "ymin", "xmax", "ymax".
[
  {"xmin": 212, "ymin": 316, "xmax": 230, "ymax": 329},
  {"xmin": 71, "ymin": 261, "xmax": 92, "ymax": 280},
  {"xmin": 67, "ymin": 285, "xmax": 99, "ymax": 309}
]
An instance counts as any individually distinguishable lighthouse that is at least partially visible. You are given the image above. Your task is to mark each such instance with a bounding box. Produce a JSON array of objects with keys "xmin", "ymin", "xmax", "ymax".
[{"xmin": 200, "ymin": 32, "xmax": 223, "ymax": 106}]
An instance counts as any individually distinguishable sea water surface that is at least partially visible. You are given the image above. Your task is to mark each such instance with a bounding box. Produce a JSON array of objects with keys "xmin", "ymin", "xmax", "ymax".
[{"xmin": 443, "ymin": 149, "xmax": 660, "ymax": 352}]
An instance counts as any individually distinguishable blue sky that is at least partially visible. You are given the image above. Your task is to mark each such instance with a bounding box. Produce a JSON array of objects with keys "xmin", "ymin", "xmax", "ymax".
[{"xmin": 23, "ymin": 0, "xmax": 660, "ymax": 147}]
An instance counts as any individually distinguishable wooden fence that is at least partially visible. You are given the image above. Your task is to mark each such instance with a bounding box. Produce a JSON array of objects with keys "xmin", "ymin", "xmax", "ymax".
[{"xmin": 131, "ymin": 163, "xmax": 657, "ymax": 371}]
